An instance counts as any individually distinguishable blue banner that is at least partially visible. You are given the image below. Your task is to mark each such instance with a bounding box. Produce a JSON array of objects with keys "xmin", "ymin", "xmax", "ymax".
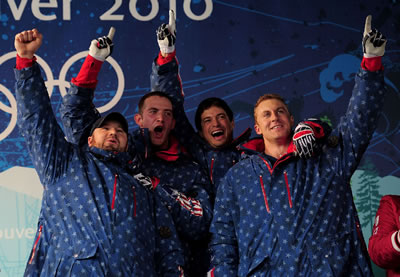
[{"xmin": 0, "ymin": 1, "xmax": 399, "ymax": 276}]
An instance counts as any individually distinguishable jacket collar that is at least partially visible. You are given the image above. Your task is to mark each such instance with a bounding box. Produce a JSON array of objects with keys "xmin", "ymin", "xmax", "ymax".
[
  {"xmin": 155, "ymin": 135, "xmax": 187, "ymax": 162},
  {"xmin": 240, "ymin": 136, "xmax": 296, "ymax": 159},
  {"xmin": 88, "ymin": 145, "xmax": 133, "ymax": 165}
]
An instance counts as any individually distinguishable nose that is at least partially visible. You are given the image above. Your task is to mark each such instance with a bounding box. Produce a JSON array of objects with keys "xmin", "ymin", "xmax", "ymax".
[
  {"xmin": 156, "ymin": 112, "xmax": 165, "ymax": 122},
  {"xmin": 271, "ymin": 111, "xmax": 279, "ymax": 121},
  {"xmin": 212, "ymin": 117, "xmax": 220, "ymax": 127},
  {"xmin": 108, "ymin": 128, "xmax": 117, "ymax": 136}
]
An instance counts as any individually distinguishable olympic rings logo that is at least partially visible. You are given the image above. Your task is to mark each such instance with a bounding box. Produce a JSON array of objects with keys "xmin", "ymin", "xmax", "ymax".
[{"xmin": 0, "ymin": 51, "xmax": 124, "ymax": 141}]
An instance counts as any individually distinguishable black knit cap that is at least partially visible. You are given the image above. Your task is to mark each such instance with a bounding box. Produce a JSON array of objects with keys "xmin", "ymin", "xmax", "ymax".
[{"xmin": 89, "ymin": 112, "xmax": 129, "ymax": 135}]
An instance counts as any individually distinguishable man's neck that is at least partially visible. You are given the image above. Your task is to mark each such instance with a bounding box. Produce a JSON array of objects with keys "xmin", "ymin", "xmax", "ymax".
[{"xmin": 263, "ymin": 138, "xmax": 290, "ymax": 159}]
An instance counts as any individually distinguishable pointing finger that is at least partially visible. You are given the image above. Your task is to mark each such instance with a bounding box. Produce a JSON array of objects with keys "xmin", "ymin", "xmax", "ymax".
[
  {"xmin": 364, "ymin": 15, "xmax": 372, "ymax": 36},
  {"xmin": 107, "ymin": 26, "xmax": 116, "ymax": 41},
  {"xmin": 169, "ymin": 9, "xmax": 176, "ymax": 32}
]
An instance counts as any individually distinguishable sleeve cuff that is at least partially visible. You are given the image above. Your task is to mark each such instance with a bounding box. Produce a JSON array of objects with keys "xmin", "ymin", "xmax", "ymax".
[
  {"xmin": 156, "ymin": 50, "xmax": 176, "ymax": 66},
  {"xmin": 361, "ymin": 56, "xmax": 383, "ymax": 72},
  {"xmin": 71, "ymin": 55, "xmax": 103, "ymax": 88},
  {"xmin": 16, "ymin": 54, "xmax": 36, "ymax": 70}
]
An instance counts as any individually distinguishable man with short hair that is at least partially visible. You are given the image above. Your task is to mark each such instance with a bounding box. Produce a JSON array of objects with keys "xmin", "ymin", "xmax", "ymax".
[
  {"xmin": 194, "ymin": 97, "xmax": 235, "ymax": 150},
  {"xmin": 151, "ymin": 11, "xmax": 328, "ymax": 198},
  {"xmin": 14, "ymin": 28, "xmax": 184, "ymax": 276},
  {"xmin": 60, "ymin": 29, "xmax": 213, "ymax": 277},
  {"xmin": 208, "ymin": 15, "xmax": 387, "ymax": 276},
  {"xmin": 133, "ymin": 90, "xmax": 213, "ymax": 277}
]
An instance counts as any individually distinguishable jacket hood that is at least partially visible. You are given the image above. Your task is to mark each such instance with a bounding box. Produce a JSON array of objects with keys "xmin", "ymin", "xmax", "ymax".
[{"xmin": 239, "ymin": 136, "xmax": 297, "ymax": 158}]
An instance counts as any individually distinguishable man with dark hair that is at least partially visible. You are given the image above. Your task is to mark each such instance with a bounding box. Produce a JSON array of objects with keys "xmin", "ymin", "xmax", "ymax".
[
  {"xmin": 60, "ymin": 28, "xmax": 213, "ymax": 276},
  {"xmin": 151, "ymin": 11, "xmax": 329, "ymax": 198},
  {"xmin": 209, "ymin": 15, "xmax": 387, "ymax": 276},
  {"xmin": 194, "ymin": 97, "xmax": 235, "ymax": 149},
  {"xmin": 14, "ymin": 28, "xmax": 184, "ymax": 276}
]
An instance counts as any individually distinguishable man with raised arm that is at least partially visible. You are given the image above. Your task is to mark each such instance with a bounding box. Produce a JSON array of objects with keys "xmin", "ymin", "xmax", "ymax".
[
  {"xmin": 208, "ymin": 15, "xmax": 387, "ymax": 276},
  {"xmin": 14, "ymin": 28, "xmax": 184, "ymax": 277},
  {"xmin": 151, "ymin": 10, "xmax": 331, "ymax": 199},
  {"xmin": 59, "ymin": 28, "xmax": 213, "ymax": 276}
]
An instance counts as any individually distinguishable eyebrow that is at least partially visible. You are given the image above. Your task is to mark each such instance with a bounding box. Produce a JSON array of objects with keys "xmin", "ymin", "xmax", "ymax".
[{"xmin": 203, "ymin": 113, "xmax": 226, "ymax": 119}]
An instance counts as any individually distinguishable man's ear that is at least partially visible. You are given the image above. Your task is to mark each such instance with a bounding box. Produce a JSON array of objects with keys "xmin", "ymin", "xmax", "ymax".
[
  {"xmin": 88, "ymin": 136, "xmax": 93, "ymax": 147},
  {"xmin": 254, "ymin": 123, "xmax": 262, "ymax": 135},
  {"xmin": 134, "ymin": 113, "xmax": 143, "ymax": 127}
]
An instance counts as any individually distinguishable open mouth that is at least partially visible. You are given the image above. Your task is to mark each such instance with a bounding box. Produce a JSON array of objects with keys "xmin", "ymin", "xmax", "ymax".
[
  {"xmin": 212, "ymin": 130, "xmax": 224, "ymax": 138},
  {"xmin": 154, "ymin": 126, "xmax": 163, "ymax": 133}
]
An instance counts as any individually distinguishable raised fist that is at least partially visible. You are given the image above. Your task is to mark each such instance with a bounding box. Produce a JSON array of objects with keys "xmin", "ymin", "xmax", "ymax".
[{"xmin": 14, "ymin": 28, "xmax": 43, "ymax": 59}]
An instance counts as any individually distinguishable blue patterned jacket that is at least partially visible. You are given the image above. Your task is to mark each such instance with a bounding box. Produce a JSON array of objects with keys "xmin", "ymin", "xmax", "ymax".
[
  {"xmin": 132, "ymin": 130, "xmax": 214, "ymax": 277},
  {"xmin": 60, "ymin": 74, "xmax": 213, "ymax": 277},
  {"xmin": 15, "ymin": 63, "xmax": 184, "ymax": 277},
  {"xmin": 208, "ymin": 68, "xmax": 386, "ymax": 276},
  {"xmin": 150, "ymin": 56, "xmax": 252, "ymax": 199}
]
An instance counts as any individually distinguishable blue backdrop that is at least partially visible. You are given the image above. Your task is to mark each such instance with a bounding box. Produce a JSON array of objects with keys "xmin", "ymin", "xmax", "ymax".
[{"xmin": 0, "ymin": 0, "xmax": 399, "ymax": 276}]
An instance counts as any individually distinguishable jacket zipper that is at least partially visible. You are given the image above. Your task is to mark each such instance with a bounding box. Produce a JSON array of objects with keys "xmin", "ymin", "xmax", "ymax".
[
  {"xmin": 111, "ymin": 174, "xmax": 118, "ymax": 210},
  {"xmin": 283, "ymin": 171, "xmax": 293, "ymax": 208},
  {"xmin": 210, "ymin": 157, "xmax": 215, "ymax": 184},
  {"xmin": 259, "ymin": 175, "xmax": 271, "ymax": 213},
  {"xmin": 258, "ymin": 155, "xmax": 293, "ymax": 211},
  {"xmin": 29, "ymin": 225, "xmax": 43, "ymax": 264},
  {"xmin": 132, "ymin": 186, "xmax": 137, "ymax": 217}
]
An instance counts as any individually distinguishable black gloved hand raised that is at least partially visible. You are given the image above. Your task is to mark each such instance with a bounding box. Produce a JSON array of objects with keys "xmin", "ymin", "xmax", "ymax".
[{"xmin": 157, "ymin": 10, "xmax": 176, "ymax": 54}]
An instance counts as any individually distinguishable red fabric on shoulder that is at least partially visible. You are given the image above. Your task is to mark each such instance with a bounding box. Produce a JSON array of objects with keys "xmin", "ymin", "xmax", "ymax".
[{"xmin": 242, "ymin": 137, "xmax": 265, "ymax": 153}]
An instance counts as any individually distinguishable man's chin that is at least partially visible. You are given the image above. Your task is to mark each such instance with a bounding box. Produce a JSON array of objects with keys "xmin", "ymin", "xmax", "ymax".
[
  {"xmin": 151, "ymin": 138, "xmax": 167, "ymax": 148},
  {"xmin": 209, "ymin": 138, "xmax": 227, "ymax": 148}
]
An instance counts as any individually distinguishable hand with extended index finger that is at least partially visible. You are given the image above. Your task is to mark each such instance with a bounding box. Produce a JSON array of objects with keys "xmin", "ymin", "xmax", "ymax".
[
  {"xmin": 89, "ymin": 26, "xmax": 116, "ymax": 61},
  {"xmin": 168, "ymin": 9, "xmax": 176, "ymax": 36},
  {"xmin": 14, "ymin": 28, "xmax": 43, "ymax": 59},
  {"xmin": 362, "ymin": 15, "xmax": 387, "ymax": 58},
  {"xmin": 157, "ymin": 9, "xmax": 177, "ymax": 55},
  {"xmin": 363, "ymin": 15, "xmax": 372, "ymax": 38}
]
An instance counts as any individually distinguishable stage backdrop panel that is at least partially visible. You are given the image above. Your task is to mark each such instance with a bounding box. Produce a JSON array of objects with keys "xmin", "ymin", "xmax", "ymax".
[{"xmin": 0, "ymin": 1, "xmax": 399, "ymax": 276}]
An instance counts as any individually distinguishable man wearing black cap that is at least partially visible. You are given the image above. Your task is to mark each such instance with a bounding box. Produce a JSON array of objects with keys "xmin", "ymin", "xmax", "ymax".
[
  {"xmin": 14, "ymin": 28, "xmax": 184, "ymax": 276},
  {"xmin": 59, "ymin": 28, "xmax": 214, "ymax": 276},
  {"xmin": 88, "ymin": 112, "xmax": 129, "ymax": 153}
]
